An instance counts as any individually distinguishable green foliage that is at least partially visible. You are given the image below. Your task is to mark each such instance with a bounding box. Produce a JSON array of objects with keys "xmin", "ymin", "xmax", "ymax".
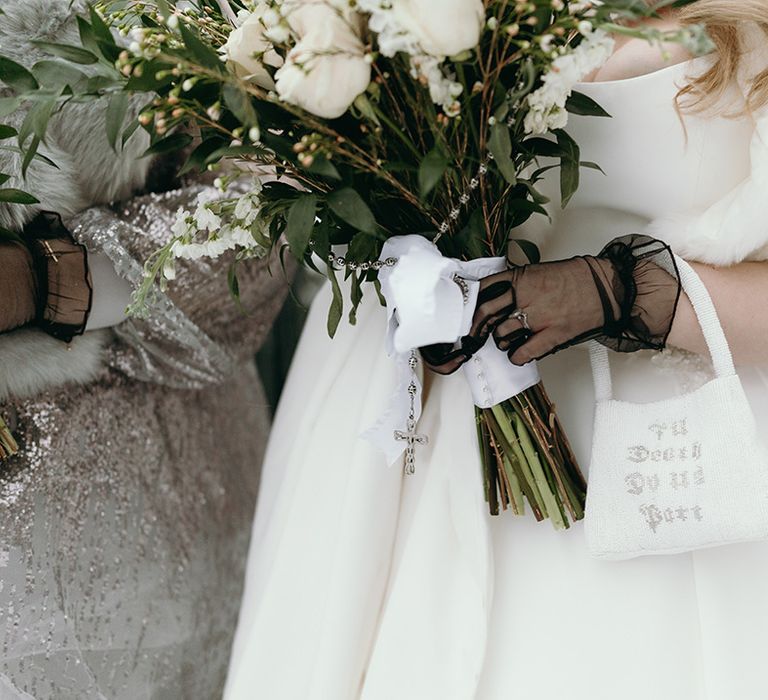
[
  {"xmin": 31, "ymin": 41, "xmax": 98, "ymax": 65},
  {"xmin": 489, "ymin": 122, "xmax": 517, "ymax": 186},
  {"xmin": 326, "ymin": 262, "xmax": 344, "ymax": 338},
  {"xmin": 0, "ymin": 188, "xmax": 39, "ymax": 204},
  {"xmin": 0, "ymin": 0, "xmax": 689, "ymax": 332},
  {"xmin": 554, "ymin": 129, "xmax": 581, "ymax": 208},
  {"xmin": 222, "ymin": 84, "xmax": 258, "ymax": 128},
  {"xmin": 142, "ymin": 132, "xmax": 193, "ymax": 157},
  {"xmin": 418, "ymin": 146, "xmax": 449, "ymax": 199},
  {"xmin": 0, "ymin": 57, "xmax": 39, "ymax": 92},
  {"xmin": 284, "ymin": 194, "xmax": 318, "ymax": 259},
  {"xmin": 106, "ymin": 92, "xmax": 130, "ymax": 151},
  {"xmin": 566, "ymin": 91, "xmax": 611, "ymax": 118},
  {"xmin": 327, "ymin": 189, "xmax": 378, "ymax": 235}
]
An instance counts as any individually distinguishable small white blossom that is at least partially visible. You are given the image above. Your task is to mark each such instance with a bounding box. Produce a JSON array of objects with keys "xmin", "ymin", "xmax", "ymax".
[
  {"xmin": 162, "ymin": 259, "xmax": 177, "ymax": 280},
  {"xmin": 540, "ymin": 33, "xmax": 555, "ymax": 53},
  {"xmin": 193, "ymin": 203, "xmax": 222, "ymax": 231},
  {"xmin": 171, "ymin": 209, "xmax": 194, "ymax": 237},
  {"xmin": 523, "ymin": 29, "xmax": 614, "ymax": 135},
  {"xmin": 230, "ymin": 226, "xmax": 255, "ymax": 246},
  {"xmin": 410, "ymin": 54, "xmax": 463, "ymax": 116}
]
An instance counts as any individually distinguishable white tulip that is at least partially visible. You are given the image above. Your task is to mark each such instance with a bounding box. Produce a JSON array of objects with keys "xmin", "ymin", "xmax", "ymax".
[
  {"xmin": 275, "ymin": 3, "xmax": 371, "ymax": 119},
  {"xmin": 391, "ymin": 0, "xmax": 484, "ymax": 57},
  {"xmin": 222, "ymin": 9, "xmax": 284, "ymax": 89}
]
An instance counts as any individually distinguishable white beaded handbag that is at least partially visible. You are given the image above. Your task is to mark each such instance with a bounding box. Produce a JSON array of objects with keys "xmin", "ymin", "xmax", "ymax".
[{"xmin": 584, "ymin": 256, "xmax": 768, "ymax": 560}]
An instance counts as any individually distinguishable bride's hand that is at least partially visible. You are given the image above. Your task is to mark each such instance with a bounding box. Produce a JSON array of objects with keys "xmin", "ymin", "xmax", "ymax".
[
  {"xmin": 474, "ymin": 235, "xmax": 681, "ymax": 366},
  {"xmin": 421, "ymin": 235, "xmax": 680, "ymax": 373}
]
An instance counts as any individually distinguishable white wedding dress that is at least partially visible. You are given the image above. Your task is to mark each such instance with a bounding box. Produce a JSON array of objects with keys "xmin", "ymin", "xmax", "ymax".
[{"xmin": 226, "ymin": 52, "xmax": 768, "ymax": 700}]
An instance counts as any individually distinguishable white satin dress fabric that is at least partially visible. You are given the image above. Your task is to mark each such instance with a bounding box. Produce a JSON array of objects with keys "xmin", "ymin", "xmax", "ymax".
[{"xmin": 226, "ymin": 56, "xmax": 768, "ymax": 700}]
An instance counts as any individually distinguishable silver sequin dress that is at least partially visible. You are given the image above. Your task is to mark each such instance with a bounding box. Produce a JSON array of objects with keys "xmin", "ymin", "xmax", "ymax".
[{"xmin": 0, "ymin": 185, "xmax": 291, "ymax": 700}]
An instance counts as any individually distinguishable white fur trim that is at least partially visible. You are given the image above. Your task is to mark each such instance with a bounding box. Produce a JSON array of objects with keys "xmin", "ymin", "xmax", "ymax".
[
  {"xmin": 646, "ymin": 106, "xmax": 768, "ymax": 266},
  {"xmin": 0, "ymin": 329, "xmax": 108, "ymax": 402}
]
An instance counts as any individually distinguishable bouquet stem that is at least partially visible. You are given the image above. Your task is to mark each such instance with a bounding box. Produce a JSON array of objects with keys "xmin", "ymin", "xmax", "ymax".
[{"xmin": 477, "ymin": 383, "xmax": 586, "ymax": 528}]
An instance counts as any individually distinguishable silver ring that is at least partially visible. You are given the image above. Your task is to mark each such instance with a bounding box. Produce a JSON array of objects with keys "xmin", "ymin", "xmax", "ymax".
[{"xmin": 511, "ymin": 309, "xmax": 530, "ymax": 331}]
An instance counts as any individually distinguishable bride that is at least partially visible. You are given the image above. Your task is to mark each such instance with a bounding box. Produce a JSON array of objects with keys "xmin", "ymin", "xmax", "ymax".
[{"xmin": 227, "ymin": 2, "xmax": 768, "ymax": 699}]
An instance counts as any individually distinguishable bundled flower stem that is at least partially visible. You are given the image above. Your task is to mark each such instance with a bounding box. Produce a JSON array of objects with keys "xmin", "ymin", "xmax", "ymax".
[{"xmin": 478, "ymin": 384, "xmax": 585, "ymax": 527}]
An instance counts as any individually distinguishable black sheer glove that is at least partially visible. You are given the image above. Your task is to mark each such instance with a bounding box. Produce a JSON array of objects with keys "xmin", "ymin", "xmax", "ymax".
[
  {"xmin": 422, "ymin": 235, "xmax": 681, "ymax": 372},
  {"xmin": 0, "ymin": 240, "xmax": 39, "ymax": 334},
  {"xmin": 0, "ymin": 213, "xmax": 92, "ymax": 341},
  {"xmin": 25, "ymin": 212, "xmax": 93, "ymax": 342}
]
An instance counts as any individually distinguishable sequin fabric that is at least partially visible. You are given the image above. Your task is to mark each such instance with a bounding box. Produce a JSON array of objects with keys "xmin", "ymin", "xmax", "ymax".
[{"xmin": 0, "ymin": 186, "xmax": 293, "ymax": 699}]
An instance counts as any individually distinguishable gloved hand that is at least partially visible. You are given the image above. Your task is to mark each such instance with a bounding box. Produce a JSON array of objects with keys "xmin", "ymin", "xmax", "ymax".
[
  {"xmin": 422, "ymin": 235, "xmax": 681, "ymax": 372},
  {"xmin": 0, "ymin": 240, "xmax": 38, "ymax": 333},
  {"xmin": 0, "ymin": 213, "xmax": 92, "ymax": 341}
]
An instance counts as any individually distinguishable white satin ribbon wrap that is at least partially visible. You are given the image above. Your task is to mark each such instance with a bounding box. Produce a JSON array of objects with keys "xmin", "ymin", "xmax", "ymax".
[{"xmin": 362, "ymin": 235, "xmax": 540, "ymax": 465}]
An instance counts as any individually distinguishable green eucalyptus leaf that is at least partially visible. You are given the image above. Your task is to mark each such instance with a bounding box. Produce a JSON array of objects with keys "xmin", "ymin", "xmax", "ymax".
[
  {"xmin": 0, "ymin": 188, "xmax": 39, "ymax": 204},
  {"xmin": 18, "ymin": 96, "xmax": 57, "ymax": 151},
  {"xmin": 77, "ymin": 16, "xmax": 100, "ymax": 55},
  {"xmin": 327, "ymin": 188, "xmax": 377, "ymax": 234},
  {"xmin": 452, "ymin": 209, "xmax": 488, "ymax": 260},
  {"xmin": 0, "ymin": 125, "xmax": 16, "ymax": 140},
  {"xmin": 349, "ymin": 271, "xmax": 363, "ymax": 325},
  {"xmin": 326, "ymin": 262, "xmax": 344, "ymax": 338},
  {"xmin": 32, "ymin": 60, "xmax": 88, "ymax": 89},
  {"xmin": 179, "ymin": 136, "xmax": 228, "ymax": 174},
  {"xmin": 284, "ymin": 194, "xmax": 318, "ymax": 259},
  {"xmin": 30, "ymin": 96, "xmax": 58, "ymax": 141},
  {"xmin": 142, "ymin": 132, "xmax": 193, "ymax": 157},
  {"xmin": 488, "ymin": 122, "xmax": 517, "ymax": 185},
  {"xmin": 566, "ymin": 91, "xmax": 611, "ymax": 117},
  {"xmin": 32, "ymin": 41, "xmax": 98, "ymax": 65},
  {"xmin": 21, "ymin": 136, "xmax": 42, "ymax": 178},
  {"xmin": 581, "ymin": 160, "xmax": 605, "ymax": 174},
  {"xmin": 418, "ymin": 146, "xmax": 449, "ymax": 199},
  {"xmin": 122, "ymin": 118, "xmax": 140, "ymax": 146},
  {"xmin": 179, "ymin": 21, "xmax": 223, "ymax": 70},
  {"xmin": 203, "ymin": 143, "xmax": 268, "ymax": 164},
  {"xmin": 0, "ymin": 97, "xmax": 21, "ymax": 119},
  {"xmin": 306, "ymin": 155, "xmax": 341, "ymax": 180},
  {"xmin": 523, "ymin": 137, "xmax": 563, "ymax": 158},
  {"xmin": 514, "ymin": 239, "xmax": 541, "ymax": 264},
  {"xmin": 0, "ymin": 174, "xmax": 10, "ymax": 186},
  {"xmin": 222, "ymin": 83, "xmax": 258, "ymax": 127},
  {"xmin": 0, "ymin": 57, "xmax": 39, "ymax": 92},
  {"xmin": 85, "ymin": 74, "xmax": 119, "ymax": 92},
  {"xmin": 347, "ymin": 231, "xmax": 378, "ymax": 262},
  {"xmin": 554, "ymin": 129, "xmax": 580, "ymax": 208},
  {"xmin": 89, "ymin": 6, "xmax": 115, "ymax": 45},
  {"xmin": 106, "ymin": 92, "xmax": 129, "ymax": 151}
]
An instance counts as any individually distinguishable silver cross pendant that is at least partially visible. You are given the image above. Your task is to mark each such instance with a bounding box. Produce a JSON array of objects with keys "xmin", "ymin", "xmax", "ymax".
[{"xmin": 395, "ymin": 417, "xmax": 428, "ymax": 476}]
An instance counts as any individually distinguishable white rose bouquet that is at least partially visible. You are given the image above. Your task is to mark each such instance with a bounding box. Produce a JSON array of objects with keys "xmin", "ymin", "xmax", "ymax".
[{"xmin": 0, "ymin": 0, "xmax": 710, "ymax": 526}]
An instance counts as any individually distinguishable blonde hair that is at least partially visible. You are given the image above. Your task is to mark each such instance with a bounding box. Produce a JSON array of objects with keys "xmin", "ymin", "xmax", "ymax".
[{"xmin": 675, "ymin": 0, "xmax": 768, "ymax": 113}]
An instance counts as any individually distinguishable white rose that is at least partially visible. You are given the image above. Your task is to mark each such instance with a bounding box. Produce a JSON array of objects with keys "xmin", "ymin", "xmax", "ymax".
[
  {"xmin": 391, "ymin": 0, "xmax": 485, "ymax": 57},
  {"xmin": 222, "ymin": 9, "xmax": 284, "ymax": 89},
  {"xmin": 275, "ymin": 3, "xmax": 371, "ymax": 119}
]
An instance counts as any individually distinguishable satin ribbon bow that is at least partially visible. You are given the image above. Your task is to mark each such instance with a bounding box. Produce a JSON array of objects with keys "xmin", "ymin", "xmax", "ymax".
[{"xmin": 362, "ymin": 235, "xmax": 540, "ymax": 465}]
